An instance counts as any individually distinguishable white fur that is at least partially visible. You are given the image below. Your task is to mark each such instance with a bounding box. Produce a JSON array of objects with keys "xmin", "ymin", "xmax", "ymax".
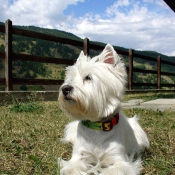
[{"xmin": 58, "ymin": 44, "xmax": 149, "ymax": 175}]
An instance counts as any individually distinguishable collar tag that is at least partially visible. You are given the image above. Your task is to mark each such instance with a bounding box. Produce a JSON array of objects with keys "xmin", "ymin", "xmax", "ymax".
[{"xmin": 102, "ymin": 121, "xmax": 113, "ymax": 131}]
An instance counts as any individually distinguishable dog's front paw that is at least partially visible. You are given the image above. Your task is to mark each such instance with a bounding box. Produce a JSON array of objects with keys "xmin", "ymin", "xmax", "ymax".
[
  {"xmin": 60, "ymin": 168, "xmax": 84, "ymax": 175},
  {"xmin": 58, "ymin": 158, "xmax": 87, "ymax": 175}
]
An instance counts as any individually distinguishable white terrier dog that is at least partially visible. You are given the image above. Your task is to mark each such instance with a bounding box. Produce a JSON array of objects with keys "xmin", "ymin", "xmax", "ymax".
[{"xmin": 58, "ymin": 44, "xmax": 149, "ymax": 175}]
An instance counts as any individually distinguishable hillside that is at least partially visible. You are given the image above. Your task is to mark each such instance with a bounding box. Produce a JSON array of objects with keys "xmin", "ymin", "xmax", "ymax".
[{"xmin": 0, "ymin": 24, "xmax": 175, "ymax": 91}]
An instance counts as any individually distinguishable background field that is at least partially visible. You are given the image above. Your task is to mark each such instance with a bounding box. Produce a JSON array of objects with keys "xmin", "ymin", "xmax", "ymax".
[{"xmin": 0, "ymin": 92, "xmax": 175, "ymax": 175}]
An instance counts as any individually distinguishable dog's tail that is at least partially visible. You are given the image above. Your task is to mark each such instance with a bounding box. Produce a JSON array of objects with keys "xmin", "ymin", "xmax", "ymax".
[{"xmin": 128, "ymin": 116, "xmax": 149, "ymax": 150}]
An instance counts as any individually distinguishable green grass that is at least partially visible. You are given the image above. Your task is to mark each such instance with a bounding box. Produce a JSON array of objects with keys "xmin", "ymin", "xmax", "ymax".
[
  {"xmin": 9, "ymin": 96, "xmax": 43, "ymax": 113},
  {"xmin": 0, "ymin": 101, "xmax": 71, "ymax": 175},
  {"xmin": 0, "ymin": 93, "xmax": 175, "ymax": 174},
  {"xmin": 123, "ymin": 108, "xmax": 175, "ymax": 175}
]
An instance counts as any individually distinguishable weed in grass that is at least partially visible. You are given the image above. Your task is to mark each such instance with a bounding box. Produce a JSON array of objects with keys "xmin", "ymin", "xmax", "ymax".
[{"xmin": 9, "ymin": 93, "xmax": 43, "ymax": 113}]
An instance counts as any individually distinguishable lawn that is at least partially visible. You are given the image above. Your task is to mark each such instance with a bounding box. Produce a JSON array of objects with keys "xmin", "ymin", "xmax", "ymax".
[{"xmin": 0, "ymin": 92, "xmax": 175, "ymax": 175}]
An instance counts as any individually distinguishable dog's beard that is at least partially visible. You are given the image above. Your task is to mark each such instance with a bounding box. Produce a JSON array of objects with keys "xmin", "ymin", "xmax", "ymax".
[{"xmin": 59, "ymin": 89, "xmax": 91, "ymax": 120}]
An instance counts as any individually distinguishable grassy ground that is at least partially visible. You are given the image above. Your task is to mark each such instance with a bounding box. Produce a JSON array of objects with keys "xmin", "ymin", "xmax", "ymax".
[{"xmin": 0, "ymin": 93, "xmax": 175, "ymax": 175}]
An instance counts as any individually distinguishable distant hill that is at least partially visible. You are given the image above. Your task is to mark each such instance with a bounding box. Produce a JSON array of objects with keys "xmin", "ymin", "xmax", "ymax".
[
  {"xmin": 15, "ymin": 25, "xmax": 82, "ymax": 41},
  {"xmin": 134, "ymin": 50, "xmax": 175, "ymax": 63},
  {"xmin": 0, "ymin": 22, "xmax": 175, "ymax": 91}
]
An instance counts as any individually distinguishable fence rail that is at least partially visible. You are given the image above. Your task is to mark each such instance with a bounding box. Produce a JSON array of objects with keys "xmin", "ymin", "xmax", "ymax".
[{"xmin": 0, "ymin": 19, "xmax": 175, "ymax": 91}]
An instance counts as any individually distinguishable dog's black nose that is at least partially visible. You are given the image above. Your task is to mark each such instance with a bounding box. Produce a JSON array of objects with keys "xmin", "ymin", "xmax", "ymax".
[{"xmin": 62, "ymin": 85, "xmax": 73, "ymax": 96}]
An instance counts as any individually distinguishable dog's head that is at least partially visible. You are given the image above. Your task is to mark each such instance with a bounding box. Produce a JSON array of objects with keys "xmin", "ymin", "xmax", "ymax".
[{"xmin": 59, "ymin": 44, "xmax": 127, "ymax": 121}]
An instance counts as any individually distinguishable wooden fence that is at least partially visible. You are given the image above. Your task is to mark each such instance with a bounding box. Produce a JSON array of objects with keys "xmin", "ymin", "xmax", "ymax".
[{"xmin": 0, "ymin": 19, "xmax": 175, "ymax": 91}]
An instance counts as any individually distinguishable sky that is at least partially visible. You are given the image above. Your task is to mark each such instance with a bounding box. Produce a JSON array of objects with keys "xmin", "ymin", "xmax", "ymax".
[{"xmin": 0, "ymin": 0, "xmax": 175, "ymax": 56}]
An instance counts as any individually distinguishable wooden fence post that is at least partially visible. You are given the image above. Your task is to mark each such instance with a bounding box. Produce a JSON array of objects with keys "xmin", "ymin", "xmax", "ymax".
[
  {"xmin": 157, "ymin": 56, "xmax": 161, "ymax": 90},
  {"xmin": 5, "ymin": 19, "xmax": 13, "ymax": 91},
  {"xmin": 83, "ymin": 37, "xmax": 89, "ymax": 56},
  {"xmin": 128, "ymin": 49, "xmax": 133, "ymax": 90}
]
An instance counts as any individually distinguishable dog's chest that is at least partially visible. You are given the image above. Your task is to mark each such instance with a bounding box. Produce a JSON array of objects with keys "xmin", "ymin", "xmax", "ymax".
[
  {"xmin": 77, "ymin": 122, "xmax": 115, "ymax": 146},
  {"xmin": 74, "ymin": 124, "xmax": 125, "ymax": 171}
]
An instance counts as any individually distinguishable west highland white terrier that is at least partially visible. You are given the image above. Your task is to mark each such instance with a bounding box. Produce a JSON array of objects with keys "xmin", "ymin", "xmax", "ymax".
[{"xmin": 58, "ymin": 44, "xmax": 149, "ymax": 175}]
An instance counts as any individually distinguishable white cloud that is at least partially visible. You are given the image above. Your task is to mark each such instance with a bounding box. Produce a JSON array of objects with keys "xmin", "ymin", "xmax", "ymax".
[
  {"xmin": 143, "ymin": 0, "xmax": 165, "ymax": 7},
  {"xmin": 0, "ymin": 0, "xmax": 175, "ymax": 56},
  {"xmin": 2, "ymin": 0, "xmax": 84, "ymax": 27},
  {"xmin": 0, "ymin": 0, "xmax": 9, "ymax": 22},
  {"xmin": 106, "ymin": 0, "xmax": 130, "ymax": 17},
  {"xmin": 66, "ymin": 0, "xmax": 175, "ymax": 56}
]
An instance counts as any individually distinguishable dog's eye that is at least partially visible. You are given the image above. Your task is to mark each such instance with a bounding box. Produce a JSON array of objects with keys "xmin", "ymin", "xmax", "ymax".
[{"xmin": 84, "ymin": 75, "xmax": 91, "ymax": 81}]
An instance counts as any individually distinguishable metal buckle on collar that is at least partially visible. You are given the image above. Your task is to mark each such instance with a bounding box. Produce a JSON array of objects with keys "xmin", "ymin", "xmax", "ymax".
[{"xmin": 102, "ymin": 121, "xmax": 113, "ymax": 131}]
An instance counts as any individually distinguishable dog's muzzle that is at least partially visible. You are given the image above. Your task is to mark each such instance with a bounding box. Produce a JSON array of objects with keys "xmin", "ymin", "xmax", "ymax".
[{"xmin": 61, "ymin": 85, "xmax": 74, "ymax": 102}]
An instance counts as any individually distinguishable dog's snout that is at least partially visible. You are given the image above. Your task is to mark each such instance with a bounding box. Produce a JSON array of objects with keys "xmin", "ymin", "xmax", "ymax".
[{"xmin": 62, "ymin": 85, "xmax": 73, "ymax": 96}]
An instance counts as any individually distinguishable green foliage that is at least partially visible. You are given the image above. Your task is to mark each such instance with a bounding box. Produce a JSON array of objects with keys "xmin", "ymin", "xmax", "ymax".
[
  {"xmin": 10, "ymin": 100, "xmax": 37, "ymax": 113},
  {"xmin": 20, "ymin": 85, "xmax": 28, "ymax": 91},
  {"xmin": 161, "ymin": 77, "xmax": 169, "ymax": 84},
  {"xmin": 133, "ymin": 72, "xmax": 144, "ymax": 83},
  {"xmin": 19, "ymin": 85, "xmax": 45, "ymax": 91},
  {"xmin": 0, "ymin": 85, "xmax": 4, "ymax": 91},
  {"xmin": 9, "ymin": 93, "xmax": 43, "ymax": 113},
  {"xmin": 0, "ymin": 44, "xmax": 4, "ymax": 69},
  {"xmin": 0, "ymin": 44, "xmax": 4, "ymax": 51},
  {"xmin": 146, "ymin": 74, "xmax": 157, "ymax": 84},
  {"xmin": 16, "ymin": 60, "xmax": 47, "ymax": 78},
  {"xmin": 28, "ymin": 85, "xmax": 45, "ymax": 91},
  {"xmin": 135, "ymin": 64, "xmax": 146, "ymax": 70},
  {"xmin": 10, "ymin": 34, "xmax": 79, "ymax": 80},
  {"xmin": 0, "ymin": 59, "xmax": 3, "ymax": 69},
  {"xmin": 60, "ymin": 70, "xmax": 65, "ymax": 80}
]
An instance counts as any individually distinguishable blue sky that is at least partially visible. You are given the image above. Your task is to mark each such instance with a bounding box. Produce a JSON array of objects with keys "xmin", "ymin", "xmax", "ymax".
[
  {"xmin": 64, "ymin": 0, "xmax": 169, "ymax": 17},
  {"xmin": 64, "ymin": 0, "xmax": 116, "ymax": 17},
  {"xmin": 0, "ymin": 0, "xmax": 175, "ymax": 56}
]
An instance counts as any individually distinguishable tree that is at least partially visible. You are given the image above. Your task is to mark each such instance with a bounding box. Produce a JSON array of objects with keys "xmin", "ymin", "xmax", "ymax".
[
  {"xmin": 24, "ymin": 70, "xmax": 31, "ymax": 78},
  {"xmin": 20, "ymin": 85, "xmax": 28, "ymax": 91},
  {"xmin": 0, "ymin": 44, "xmax": 4, "ymax": 51}
]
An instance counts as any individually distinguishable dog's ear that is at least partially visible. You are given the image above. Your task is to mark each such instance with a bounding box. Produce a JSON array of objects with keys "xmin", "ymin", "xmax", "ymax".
[
  {"xmin": 76, "ymin": 51, "xmax": 89, "ymax": 63},
  {"xmin": 77, "ymin": 51, "xmax": 85, "ymax": 61},
  {"xmin": 99, "ymin": 44, "xmax": 120, "ymax": 66}
]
